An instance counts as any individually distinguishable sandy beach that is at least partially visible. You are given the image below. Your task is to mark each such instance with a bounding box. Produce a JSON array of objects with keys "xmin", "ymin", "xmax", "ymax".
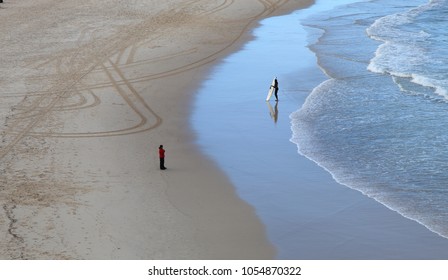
[
  {"xmin": 4, "ymin": 0, "xmax": 448, "ymax": 262},
  {"xmin": 0, "ymin": 0, "xmax": 315, "ymax": 259}
]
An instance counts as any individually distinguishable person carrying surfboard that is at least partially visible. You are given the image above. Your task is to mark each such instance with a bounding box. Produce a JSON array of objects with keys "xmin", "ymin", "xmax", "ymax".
[
  {"xmin": 273, "ymin": 77, "xmax": 279, "ymax": 101},
  {"xmin": 266, "ymin": 76, "xmax": 279, "ymax": 101}
]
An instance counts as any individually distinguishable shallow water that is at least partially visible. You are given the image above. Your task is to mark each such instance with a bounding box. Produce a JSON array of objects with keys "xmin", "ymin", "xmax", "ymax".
[
  {"xmin": 192, "ymin": 0, "xmax": 448, "ymax": 259},
  {"xmin": 291, "ymin": 0, "xmax": 448, "ymax": 238}
]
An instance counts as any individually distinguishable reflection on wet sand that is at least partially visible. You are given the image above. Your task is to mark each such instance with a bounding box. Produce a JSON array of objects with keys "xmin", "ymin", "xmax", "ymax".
[{"xmin": 266, "ymin": 101, "xmax": 278, "ymax": 123}]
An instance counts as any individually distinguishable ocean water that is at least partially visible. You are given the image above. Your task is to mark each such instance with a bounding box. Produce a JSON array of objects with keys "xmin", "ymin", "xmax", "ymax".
[{"xmin": 291, "ymin": 0, "xmax": 448, "ymax": 238}]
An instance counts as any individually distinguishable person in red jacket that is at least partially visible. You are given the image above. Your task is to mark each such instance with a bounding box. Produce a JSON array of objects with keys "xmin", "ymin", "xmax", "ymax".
[{"xmin": 159, "ymin": 145, "xmax": 167, "ymax": 170}]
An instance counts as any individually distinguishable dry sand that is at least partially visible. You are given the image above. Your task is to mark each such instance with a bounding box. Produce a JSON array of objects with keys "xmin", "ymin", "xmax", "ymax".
[{"xmin": 0, "ymin": 0, "xmax": 313, "ymax": 259}]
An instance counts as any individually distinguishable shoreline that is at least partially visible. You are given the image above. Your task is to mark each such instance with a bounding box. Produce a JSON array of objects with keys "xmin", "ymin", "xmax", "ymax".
[
  {"xmin": 192, "ymin": 1, "xmax": 448, "ymax": 259},
  {"xmin": 0, "ymin": 0, "xmax": 314, "ymax": 259}
]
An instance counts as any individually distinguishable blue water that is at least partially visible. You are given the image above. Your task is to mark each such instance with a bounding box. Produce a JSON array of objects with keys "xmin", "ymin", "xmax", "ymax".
[
  {"xmin": 291, "ymin": 0, "xmax": 448, "ymax": 238},
  {"xmin": 192, "ymin": 0, "xmax": 448, "ymax": 258}
]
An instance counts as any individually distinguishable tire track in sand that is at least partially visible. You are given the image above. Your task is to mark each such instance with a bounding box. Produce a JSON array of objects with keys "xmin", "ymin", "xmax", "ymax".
[{"xmin": 0, "ymin": 0, "xmax": 287, "ymax": 153}]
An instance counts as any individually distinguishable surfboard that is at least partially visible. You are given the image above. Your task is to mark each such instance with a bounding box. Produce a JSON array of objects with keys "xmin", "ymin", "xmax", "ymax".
[{"xmin": 266, "ymin": 77, "xmax": 276, "ymax": 101}]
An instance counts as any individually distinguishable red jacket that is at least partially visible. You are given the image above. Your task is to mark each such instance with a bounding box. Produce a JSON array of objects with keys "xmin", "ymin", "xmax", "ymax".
[{"xmin": 159, "ymin": 148, "xmax": 165, "ymax": 158}]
